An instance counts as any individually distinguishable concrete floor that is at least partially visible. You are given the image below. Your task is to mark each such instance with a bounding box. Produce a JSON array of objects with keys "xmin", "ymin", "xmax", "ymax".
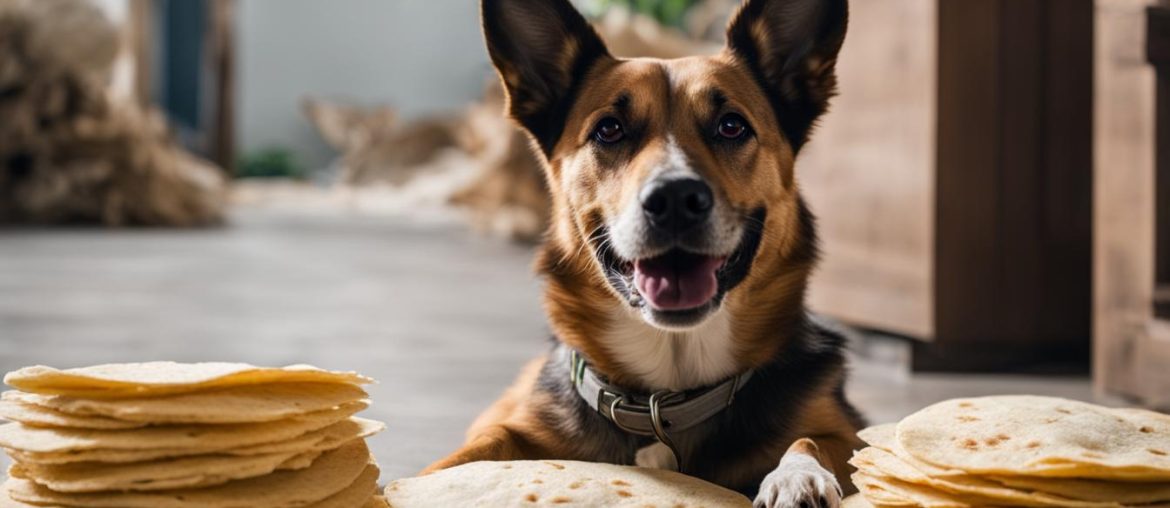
[{"xmin": 0, "ymin": 207, "xmax": 1099, "ymax": 482}]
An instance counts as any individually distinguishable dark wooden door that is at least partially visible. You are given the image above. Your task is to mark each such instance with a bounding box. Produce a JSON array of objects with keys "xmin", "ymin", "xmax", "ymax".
[{"xmin": 915, "ymin": 0, "xmax": 1095, "ymax": 372}]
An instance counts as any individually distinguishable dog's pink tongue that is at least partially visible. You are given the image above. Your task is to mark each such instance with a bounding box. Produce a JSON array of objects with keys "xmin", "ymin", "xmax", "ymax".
[{"xmin": 634, "ymin": 256, "xmax": 724, "ymax": 311}]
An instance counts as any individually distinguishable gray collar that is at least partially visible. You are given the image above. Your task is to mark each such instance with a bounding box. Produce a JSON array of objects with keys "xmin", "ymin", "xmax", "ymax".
[{"xmin": 567, "ymin": 349, "xmax": 753, "ymax": 470}]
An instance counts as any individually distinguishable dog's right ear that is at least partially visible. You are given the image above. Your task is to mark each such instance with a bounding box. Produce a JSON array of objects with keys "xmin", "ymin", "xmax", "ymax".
[{"xmin": 481, "ymin": 0, "xmax": 611, "ymax": 155}]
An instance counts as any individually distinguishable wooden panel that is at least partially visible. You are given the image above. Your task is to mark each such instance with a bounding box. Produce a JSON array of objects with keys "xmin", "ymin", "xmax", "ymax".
[
  {"xmin": 802, "ymin": 0, "xmax": 936, "ymax": 339},
  {"xmin": 919, "ymin": 0, "xmax": 1094, "ymax": 371},
  {"xmin": 1153, "ymin": 4, "xmax": 1170, "ymax": 319},
  {"xmin": 1094, "ymin": 0, "xmax": 1170, "ymax": 408}
]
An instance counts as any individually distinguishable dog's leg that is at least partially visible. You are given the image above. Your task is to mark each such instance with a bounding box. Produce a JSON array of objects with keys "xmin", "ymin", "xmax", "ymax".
[
  {"xmin": 422, "ymin": 422, "xmax": 557, "ymax": 474},
  {"xmin": 421, "ymin": 356, "xmax": 568, "ymax": 475},
  {"xmin": 753, "ymin": 437, "xmax": 845, "ymax": 508}
]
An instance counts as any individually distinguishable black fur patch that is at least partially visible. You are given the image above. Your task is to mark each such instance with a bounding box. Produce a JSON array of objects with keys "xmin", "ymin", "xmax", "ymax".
[
  {"xmin": 481, "ymin": 0, "xmax": 611, "ymax": 155},
  {"xmin": 725, "ymin": 0, "xmax": 849, "ymax": 152}
]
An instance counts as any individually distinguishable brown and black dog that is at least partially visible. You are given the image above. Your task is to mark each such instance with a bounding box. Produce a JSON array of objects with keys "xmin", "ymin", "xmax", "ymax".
[{"xmin": 426, "ymin": 0, "xmax": 865, "ymax": 505}]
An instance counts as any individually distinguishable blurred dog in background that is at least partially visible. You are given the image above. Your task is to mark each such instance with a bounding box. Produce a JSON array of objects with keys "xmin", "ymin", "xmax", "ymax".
[{"xmin": 301, "ymin": 6, "xmax": 724, "ymax": 243}]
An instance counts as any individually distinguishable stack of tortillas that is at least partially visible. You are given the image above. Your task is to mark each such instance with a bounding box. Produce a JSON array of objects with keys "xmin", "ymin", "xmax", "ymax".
[
  {"xmin": 0, "ymin": 362, "xmax": 388, "ymax": 507},
  {"xmin": 384, "ymin": 460, "xmax": 753, "ymax": 507},
  {"xmin": 847, "ymin": 396, "xmax": 1170, "ymax": 507}
]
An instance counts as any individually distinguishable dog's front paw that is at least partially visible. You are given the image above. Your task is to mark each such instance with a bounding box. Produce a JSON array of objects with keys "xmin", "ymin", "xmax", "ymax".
[{"xmin": 753, "ymin": 453, "xmax": 842, "ymax": 508}]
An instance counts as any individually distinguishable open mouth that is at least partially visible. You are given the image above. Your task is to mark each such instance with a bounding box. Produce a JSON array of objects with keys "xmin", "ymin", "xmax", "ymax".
[
  {"xmin": 633, "ymin": 250, "xmax": 726, "ymax": 311},
  {"xmin": 594, "ymin": 208, "xmax": 766, "ymax": 326}
]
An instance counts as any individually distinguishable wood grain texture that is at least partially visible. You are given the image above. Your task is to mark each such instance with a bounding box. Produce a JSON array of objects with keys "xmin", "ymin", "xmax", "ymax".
[
  {"xmin": 801, "ymin": 0, "xmax": 936, "ymax": 339},
  {"xmin": 921, "ymin": 0, "xmax": 1094, "ymax": 371},
  {"xmin": 1093, "ymin": 0, "xmax": 1170, "ymax": 407}
]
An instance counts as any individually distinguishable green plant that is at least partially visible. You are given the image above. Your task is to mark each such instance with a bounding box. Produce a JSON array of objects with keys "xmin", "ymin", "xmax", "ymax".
[
  {"xmin": 584, "ymin": 0, "xmax": 703, "ymax": 29},
  {"xmin": 236, "ymin": 148, "xmax": 305, "ymax": 179}
]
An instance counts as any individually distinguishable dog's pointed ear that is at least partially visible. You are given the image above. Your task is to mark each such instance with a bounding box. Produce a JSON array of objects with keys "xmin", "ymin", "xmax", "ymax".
[
  {"xmin": 481, "ymin": 0, "xmax": 611, "ymax": 155},
  {"xmin": 725, "ymin": 0, "xmax": 848, "ymax": 152}
]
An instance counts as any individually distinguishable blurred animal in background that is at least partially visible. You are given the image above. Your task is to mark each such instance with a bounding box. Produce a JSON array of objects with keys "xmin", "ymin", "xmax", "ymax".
[
  {"xmin": 0, "ymin": 0, "xmax": 226, "ymax": 227},
  {"xmin": 298, "ymin": 6, "xmax": 725, "ymax": 243},
  {"xmin": 302, "ymin": 100, "xmax": 462, "ymax": 187},
  {"xmin": 303, "ymin": 80, "xmax": 549, "ymax": 242}
]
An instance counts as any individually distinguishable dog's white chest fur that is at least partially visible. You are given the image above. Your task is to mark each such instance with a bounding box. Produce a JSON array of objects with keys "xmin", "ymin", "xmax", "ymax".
[{"xmin": 601, "ymin": 306, "xmax": 739, "ymax": 391}]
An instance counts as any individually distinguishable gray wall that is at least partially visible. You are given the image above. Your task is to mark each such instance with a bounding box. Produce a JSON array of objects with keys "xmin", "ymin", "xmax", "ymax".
[{"xmin": 236, "ymin": 0, "xmax": 492, "ymax": 171}]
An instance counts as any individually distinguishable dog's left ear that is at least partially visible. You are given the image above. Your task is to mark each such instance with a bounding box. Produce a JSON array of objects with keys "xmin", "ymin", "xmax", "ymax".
[
  {"xmin": 481, "ymin": 0, "xmax": 611, "ymax": 155},
  {"xmin": 726, "ymin": 0, "xmax": 848, "ymax": 152}
]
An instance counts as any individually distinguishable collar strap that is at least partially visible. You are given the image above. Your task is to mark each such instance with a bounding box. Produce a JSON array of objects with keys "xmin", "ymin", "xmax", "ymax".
[{"xmin": 568, "ymin": 349, "xmax": 753, "ymax": 437}]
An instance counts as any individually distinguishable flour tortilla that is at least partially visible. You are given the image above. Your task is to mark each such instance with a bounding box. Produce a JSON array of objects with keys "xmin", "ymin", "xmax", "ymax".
[
  {"xmin": 852, "ymin": 472, "xmax": 970, "ymax": 508},
  {"xmin": 305, "ymin": 463, "xmax": 380, "ymax": 508},
  {"xmin": 0, "ymin": 399, "xmax": 146, "ymax": 429},
  {"xmin": 896, "ymin": 396, "xmax": 1170, "ymax": 481},
  {"xmin": 384, "ymin": 460, "xmax": 751, "ymax": 507},
  {"xmin": 842, "ymin": 494, "xmax": 877, "ymax": 508},
  {"xmin": 990, "ymin": 475, "xmax": 1170, "ymax": 505},
  {"xmin": 3, "ymin": 382, "xmax": 368, "ymax": 424},
  {"xmin": 850, "ymin": 447, "xmax": 1118, "ymax": 507},
  {"xmin": 859, "ymin": 424, "xmax": 967, "ymax": 479},
  {"xmin": 11, "ymin": 448, "xmax": 322, "ymax": 493},
  {"xmin": 0, "ymin": 401, "xmax": 364, "ymax": 454},
  {"xmin": 4, "ymin": 362, "xmax": 371, "ymax": 398},
  {"xmin": 5, "ymin": 416, "xmax": 382, "ymax": 465},
  {"xmin": 4, "ymin": 440, "xmax": 372, "ymax": 508}
]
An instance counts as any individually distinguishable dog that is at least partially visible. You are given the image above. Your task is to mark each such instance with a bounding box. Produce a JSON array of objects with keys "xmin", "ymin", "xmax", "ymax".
[{"xmin": 426, "ymin": 0, "xmax": 864, "ymax": 505}]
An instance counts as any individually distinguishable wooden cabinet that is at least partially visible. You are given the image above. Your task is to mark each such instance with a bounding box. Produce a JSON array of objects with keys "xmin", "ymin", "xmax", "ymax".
[
  {"xmin": 805, "ymin": 0, "xmax": 1095, "ymax": 372},
  {"xmin": 1094, "ymin": 0, "xmax": 1170, "ymax": 409}
]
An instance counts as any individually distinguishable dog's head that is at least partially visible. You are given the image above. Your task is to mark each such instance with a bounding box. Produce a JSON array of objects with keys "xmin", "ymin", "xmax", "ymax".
[{"xmin": 483, "ymin": 0, "xmax": 846, "ymax": 331}]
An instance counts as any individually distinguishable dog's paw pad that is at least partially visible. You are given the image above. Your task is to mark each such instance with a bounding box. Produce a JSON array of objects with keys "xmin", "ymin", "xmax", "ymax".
[{"xmin": 753, "ymin": 454, "xmax": 842, "ymax": 508}]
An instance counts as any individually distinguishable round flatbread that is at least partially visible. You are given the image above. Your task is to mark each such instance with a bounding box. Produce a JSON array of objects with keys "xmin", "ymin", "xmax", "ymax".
[
  {"xmin": 0, "ymin": 399, "xmax": 146, "ymax": 430},
  {"xmin": 850, "ymin": 447, "xmax": 1116, "ymax": 507},
  {"xmin": 858, "ymin": 424, "xmax": 967, "ymax": 479},
  {"xmin": 2, "ymin": 382, "xmax": 368, "ymax": 424},
  {"xmin": 896, "ymin": 396, "xmax": 1170, "ymax": 481},
  {"xmin": 4, "ymin": 363, "xmax": 371, "ymax": 398},
  {"xmin": 989, "ymin": 475, "xmax": 1170, "ymax": 505},
  {"xmin": 4, "ymin": 440, "xmax": 373, "ymax": 508},
  {"xmin": 11, "ymin": 449, "xmax": 320, "ymax": 493},
  {"xmin": 384, "ymin": 460, "xmax": 751, "ymax": 507},
  {"xmin": 842, "ymin": 494, "xmax": 877, "ymax": 508},
  {"xmin": 0, "ymin": 402, "xmax": 364, "ymax": 454},
  {"xmin": 306, "ymin": 463, "xmax": 380, "ymax": 508},
  {"xmin": 5, "ymin": 416, "xmax": 382, "ymax": 465},
  {"xmin": 852, "ymin": 472, "xmax": 970, "ymax": 508}
]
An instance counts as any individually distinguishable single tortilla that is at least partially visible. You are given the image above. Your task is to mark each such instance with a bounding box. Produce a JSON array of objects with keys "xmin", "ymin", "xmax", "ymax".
[
  {"xmin": 842, "ymin": 494, "xmax": 878, "ymax": 508},
  {"xmin": 305, "ymin": 463, "xmax": 380, "ymax": 508},
  {"xmin": 0, "ymin": 399, "xmax": 146, "ymax": 430},
  {"xmin": 896, "ymin": 396, "xmax": 1170, "ymax": 481},
  {"xmin": 852, "ymin": 472, "xmax": 971, "ymax": 508},
  {"xmin": 384, "ymin": 460, "xmax": 751, "ymax": 507},
  {"xmin": 0, "ymin": 402, "xmax": 364, "ymax": 453},
  {"xmin": 11, "ymin": 449, "xmax": 322, "ymax": 493},
  {"xmin": 4, "ymin": 362, "xmax": 371, "ymax": 398},
  {"xmin": 4, "ymin": 440, "xmax": 372, "ymax": 508},
  {"xmin": 2, "ymin": 382, "xmax": 368, "ymax": 424},
  {"xmin": 4, "ymin": 416, "xmax": 382, "ymax": 465},
  {"xmin": 990, "ymin": 475, "xmax": 1170, "ymax": 505}
]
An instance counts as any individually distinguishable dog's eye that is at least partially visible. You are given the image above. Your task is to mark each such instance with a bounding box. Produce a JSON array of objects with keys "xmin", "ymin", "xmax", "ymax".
[
  {"xmin": 593, "ymin": 117, "xmax": 625, "ymax": 144},
  {"xmin": 716, "ymin": 114, "xmax": 749, "ymax": 140}
]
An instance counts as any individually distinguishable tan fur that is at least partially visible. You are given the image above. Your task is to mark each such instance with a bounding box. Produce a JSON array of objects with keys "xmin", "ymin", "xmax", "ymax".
[
  {"xmin": 0, "ymin": 0, "xmax": 226, "ymax": 227},
  {"xmin": 432, "ymin": 0, "xmax": 858, "ymax": 496}
]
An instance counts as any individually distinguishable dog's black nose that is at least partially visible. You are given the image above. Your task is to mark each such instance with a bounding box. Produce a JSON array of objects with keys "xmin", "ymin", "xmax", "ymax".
[{"xmin": 640, "ymin": 178, "xmax": 714, "ymax": 233}]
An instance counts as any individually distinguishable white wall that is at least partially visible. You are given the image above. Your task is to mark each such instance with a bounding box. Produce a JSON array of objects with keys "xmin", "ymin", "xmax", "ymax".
[{"xmin": 236, "ymin": 0, "xmax": 492, "ymax": 171}]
